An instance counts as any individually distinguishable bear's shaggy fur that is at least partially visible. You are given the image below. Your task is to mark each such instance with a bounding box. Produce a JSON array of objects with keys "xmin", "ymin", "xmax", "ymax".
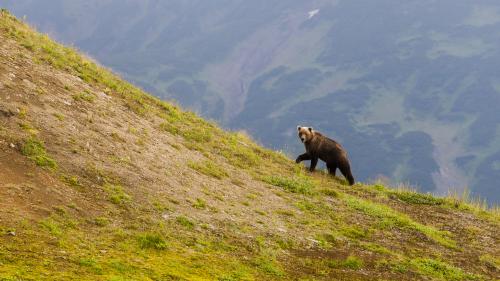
[{"xmin": 295, "ymin": 126, "xmax": 355, "ymax": 185}]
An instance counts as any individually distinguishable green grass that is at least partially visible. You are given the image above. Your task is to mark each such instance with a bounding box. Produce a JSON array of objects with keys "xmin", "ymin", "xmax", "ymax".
[
  {"xmin": 62, "ymin": 175, "xmax": 81, "ymax": 187},
  {"xmin": 137, "ymin": 233, "xmax": 168, "ymax": 250},
  {"xmin": 94, "ymin": 217, "xmax": 109, "ymax": 227},
  {"xmin": 53, "ymin": 112, "xmax": 65, "ymax": 121},
  {"xmin": 103, "ymin": 183, "xmax": 131, "ymax": 205},
  {"xmin": 389, "ymin": 189, "xmax": 445, "ymax": 205},
  {"xmin": 327, "ymin": 256, "xmax": 364, "ymax": 270},
  {"xmin": 72, "ymin": 90, "xmax": 96, "ymax": 102},
  {"xmin": 77, "ymin": 257, "xmax": 103, "ymax": 274},
  {"xmin": 39, "ymin": 218, "xmax": 62, "ymax": 236},
  {"xmin": 21, "ymin": 137, "xmax": 57, "ymax": 170},
  {"xmin": 344, "ymin": 195, "xmax": 456, "ymax": 248},
  {"xmin": 339, "ymin": 225, "xmax": 370, "ymax": 240},
  {"xmin": 253, "ymin": 254, "xmax": 284, "ymax": 277},
  {"xmin": 479, "ymin": 254, "xmax": 499, "ymax": 271},
  {"xmin": 18, "ymin": 122, "xmax": 37, "ymax": 135},
  {"xmin": 193, "ymin": 198, "xmax": 207, "ymax": 209},
  {"xmin": 159, "ymin": 121, "xmax": 180, "ymax": 135},
  {"xmin": 263, "ymin": 175, "xmax": 314, "ymax": 195},
  {"xmin": 176, "ymin": 216, "xmax": 195, "ymax": 229},
  {"xmin": 409, "ymin": 258, "xmax": 482, "ymax": 281},
  {"xmin": 188, "ymin": 160, "xmax": 228, "ymax": 179}
]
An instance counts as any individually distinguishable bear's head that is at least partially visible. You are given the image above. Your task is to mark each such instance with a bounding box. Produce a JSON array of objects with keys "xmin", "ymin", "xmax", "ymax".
[{"xmin": 297, "ymin": 126, "xmax": 314, "ymax": 143}]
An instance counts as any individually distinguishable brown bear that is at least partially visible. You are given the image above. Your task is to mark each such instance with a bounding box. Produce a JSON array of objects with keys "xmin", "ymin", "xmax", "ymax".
[{"xmin": 295, "ymin": 126, "xmax": 355, "ymax": 185}]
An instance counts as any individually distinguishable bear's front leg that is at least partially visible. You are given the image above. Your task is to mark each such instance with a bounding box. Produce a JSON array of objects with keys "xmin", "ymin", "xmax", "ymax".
[
  {"xmin": 295, "ymin": 153, "xmax": 311, "ymax": 163},
  {"xmin": 309, "ymin": 157, "xmax": 319, "ymax": 172}
]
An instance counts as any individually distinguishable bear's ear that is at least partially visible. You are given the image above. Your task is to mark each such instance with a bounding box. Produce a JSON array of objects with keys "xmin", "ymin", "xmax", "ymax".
[
  {"xmin": 308, "ymin": 127, "xmax": 313, "ymax": 132},
  {"xmin": 297, "ymin": 126, "xmax": 301, "ymax": 131}
]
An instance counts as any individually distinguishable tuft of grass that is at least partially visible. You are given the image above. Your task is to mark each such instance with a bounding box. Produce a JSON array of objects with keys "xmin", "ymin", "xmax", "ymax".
[
  {"xmin": 327, "ymin": 256, "xmax": 364, "ymax": 270},
  {"xmin": 253, "ymin": 254, "xmax": 284, "ymax": 277},
  {"xmin": 52, "ymin": 112, "xmax": 65, "ymax": 121},
  {"xmin": 62, "ymin": 175, "xmax": 81, "ymax": 187},
  {"xmin": 188, "ymin": 160, "xmax": 228, "ymax": 180},
  {"xmin": 360, "ymin": 242, "xmax": 393, "ymax": 255},
  {"xmin": 77, "ymin": 258, "xmax": 103, "ymax": 274},
  {"xmin": 176, "ymin": 216, "xmax": 195, "ymax": 229},
  {"xmin": 72, "ymin": 90, "xmax": 96, "ymax": 103},
  {"xmin": 340, "ymin": 225, "xmax": 370, "ymax": 240},
  {"xmin": 93, "ymin": 217, "xmax": 109, "ymax": 227},
  {"xmin": 21, "ymin": 137, "xmax": 57, "ymax": 170},
  {"xmin": 18, "ymin": 122, "xmax": 38, "ymax": 135},
  {"xmin": 320, "ymin": 188, "xmax": 339, "ymax": 197},
  {"xmin": 262, "ymin": 175, "xmax": 314, "ymax": 195},
  {"xmin": 192, "ymin": 198, "xmax": 207, "ymax": 209},
  {"xmin": 479, "ymin": 254, "xmax": 499, "ymax": 271},
  {"xmin": 137, "ymin": 233, "xmax": 168, "ymax": 250},
  {"xmin": 389, "ymin": 189, "xmax": 444, "ymax": 205},
  {"xmin": 410, "ymin": 258, "xmax": 482, "ymax": 281},
  {"xmin": 39, "ymin": 218, "xmax": 62, "ymax": 236},
  {"xmin": 218, "ymin": 133, "xmax": 262, "ymax": 169},
  {"xmin": 344, "ymin": 195, "xmax": 456, "ymax": 248},
  {"xmin": 103, "ymin": 183, "xmax": 131, "ymax": 205},
  {"xmin": 182, "ymin": 127, "xmax": 213, "ymax": 143},
  {"xmin": 159, "ymin": 122, "xmax": 180, "ymax": 135}
]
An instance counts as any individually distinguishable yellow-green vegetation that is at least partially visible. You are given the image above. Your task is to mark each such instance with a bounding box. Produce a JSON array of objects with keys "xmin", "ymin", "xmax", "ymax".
[
  {"xmin": 103, "ymin": 183, "xmax": 131, "ymax": 205},
  {"xmin": 327, "ymin": 256, "xmax": 364, "ymax": 270},
  {"xmin": 388, "ymin": 189, "xmax": 445, "ymax": 205},
  {"xmin": 20, "ymin": 137, "xmax": 57, "ymax": 169},
  {"xmin": 137, "ymin": 233, "xmax": 168, "ymax": 250},
  {"xmin": 188, "ymin": 160, "xmax": 228, "ymax": 179},
  {"xmin": 263, "ymin": 174, "xmax": 315, "ymax": 195},
  {"xmin": 52, "ymin": 112, "xmax": 65, "ymax": 121},
  {"xmin": 176, "ymin": 216, "xmax": 195, "ymax": 229},
  {"xmin": 344, "ymin": 195, "xmax": 456, "ymax": 248},
  {"xmin": 408, "ymin": 258, "xmax": 482, "ymax": 281},
  {"xmin": 72, "ymin": 90, "xmax": 95, "ymax": 102},
  {"xmin": 0, "ymin": 10, "xmax": 498, "ymax": 281}
]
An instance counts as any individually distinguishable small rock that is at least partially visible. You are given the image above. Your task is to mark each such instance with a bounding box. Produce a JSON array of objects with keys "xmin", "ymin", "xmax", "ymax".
[
  {"xmin": 9, "ymin": 143, "xmax": 16, "ymax": 148},
  {"xmin": 7, "ymin": 231, "xmax": 16, "ymax": 236},
  {"xmin": 100, "ymin": 250, "xmax": 107, "ymax": 254}
]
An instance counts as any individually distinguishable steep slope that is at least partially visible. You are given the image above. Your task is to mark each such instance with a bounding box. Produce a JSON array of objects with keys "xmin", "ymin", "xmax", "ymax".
[
  {"xmin": 0, "ymin": 10, "xmax": 499, "ymax": 281},
  {"xmin": 3, "ymin": 1, "xmax": 500, "ymax": 203}
]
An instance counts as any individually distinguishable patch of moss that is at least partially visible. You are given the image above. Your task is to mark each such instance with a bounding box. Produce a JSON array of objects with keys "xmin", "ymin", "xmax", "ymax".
[{"xmin": 21, "ymin": 137, "xmax": 57, "ymax": 170}]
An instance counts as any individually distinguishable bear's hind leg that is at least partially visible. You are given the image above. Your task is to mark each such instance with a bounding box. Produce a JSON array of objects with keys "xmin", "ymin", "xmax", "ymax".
[
  {"xmin": 339, "ymin": 161, "xmax": 355, "ymax": 185},
  {"xmin": 326, "ymin": 162, "xmax": 337, "ymax": 176}
]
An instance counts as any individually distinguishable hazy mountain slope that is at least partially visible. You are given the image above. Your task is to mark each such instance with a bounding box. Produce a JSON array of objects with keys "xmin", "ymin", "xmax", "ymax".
[
  {"xmin": 4, "ymin": 0, "xmax": 500, "ymax": 203},
  {"xmin": 1, "ymin": 10, "xmax": 499, "ymax": 281}
]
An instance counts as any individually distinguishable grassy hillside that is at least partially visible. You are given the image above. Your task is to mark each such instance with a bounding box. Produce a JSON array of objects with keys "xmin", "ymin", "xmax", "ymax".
[{"xmin": 0, "ymin": 10, "xmax": 498, "ymax": 281}]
